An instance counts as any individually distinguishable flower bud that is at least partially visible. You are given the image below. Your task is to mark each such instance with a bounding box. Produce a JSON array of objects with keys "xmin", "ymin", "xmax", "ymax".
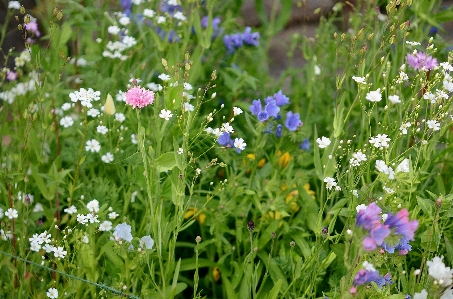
[{"xmin": 104, "ymin": 93, "xmax": 116, "ymax": 115}]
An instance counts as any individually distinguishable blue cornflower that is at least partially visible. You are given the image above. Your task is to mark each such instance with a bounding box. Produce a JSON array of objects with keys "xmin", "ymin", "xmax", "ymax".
[
  {"xmin": 353, "ymin": 269, "xmax": 387, "ymax": 288},
  {"xmin": 250, "ymin": 100, "xmax": 262, "ymax": 116},
  {"xmin": 160, "ymin": 0, "xmax": 181, "ymax": 14},
  {"xmin": 218, "ymin": 132, "xmax": 233, "ymax": 147},
  {"xmin": 250, "ymin": 99, "xmax": 280, "ymax": 122},
  {"xmin": 121, "ymin": 0, "xmax": 132, "ymax": 16},
  {"xmin": 265, "ymin": 100, "xmax": 280, "ymax": 118},
  {"xmin": 258, "ymin": 111, "xmax": 269, "ymax": 122},
  {"xmin": 113, "ymin": 223, "xmax": 133, "ymax": 242},
  {"xmin": 285, "ymin": 111, "xmax": 302, "ymax": 131},
  {"xmin": 242, "ymin": 27, "xmax": 260, "ymax": 46},
  {"xmin": 300, "ymin": 138, "xmax": 311, "ymax": 151},
  {"xmin": 140, "ymin": 236, "xmax": 155, "ymax": 249},
  {"xmin": 275, "ymin": 124, "xmax": 282, "ymax": 138},
  {"xmin": 201, "ymin": 16, "xmax": 222, "ymax": 38},
  {"xmin": 272, "ymin": 90, "xmax": 290, "ymax": 106}
]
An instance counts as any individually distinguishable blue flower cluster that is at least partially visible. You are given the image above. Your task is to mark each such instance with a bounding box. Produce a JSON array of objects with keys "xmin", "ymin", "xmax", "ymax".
[
  {"xmin": 249, "ymin": 90, "xmax": 302, "ymax": 137},
  {"xmin": 224, "ymin": 27, "xmax": 260, "ymax": 53}
]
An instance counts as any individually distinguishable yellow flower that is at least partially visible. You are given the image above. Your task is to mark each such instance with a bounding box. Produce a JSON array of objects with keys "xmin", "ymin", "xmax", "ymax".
[
  {"xmin": 277, "ymin": 151, "xmax": 291, "ymax": 168},
  {"xmin": 184, "ymin": 207, "xmax": 206, "ymax": 225},
  {"xmin": 104, "ymin": 93, "xmax": 116, "ymax": 115},
  {"xmin": 212, "ymin": 266, "xmax": 221, "ymax": 282},
  {"xmin": 245, "ymin": 154, "xmax": 266, "ymax": 174},
  {"xmin": 285, "ymin": 190, "xmax": 300, "ymax": 213},
  {"xmin": 304, "ymin": 183, "xmax": 316, "ymax": 200}
]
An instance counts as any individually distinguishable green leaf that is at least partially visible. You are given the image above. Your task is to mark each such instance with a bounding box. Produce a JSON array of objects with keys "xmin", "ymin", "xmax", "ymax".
[
  {"xmin": 333, "ymin": 95, "xmax": 345, "ymax": 138},
  {"xmin": 313, "ymin": 126, "xmax": 323, "ymax": 180},
  {"xmin": 257, "ymin": 252, "xmax": 288, "ymax": 290},
  {"xmin": 31, "ymin": 166, "xmax": 52, "ymax": 200},
  {"xmin": 416, "ymin": 196, "xmax": 433, "ymax": 217},
  {"xmin": 101, "ymin": 244, "xmax": 124, "ymax": 273},
  {"xmin": 155, "ymin": 152, "xmax": 178, "ymax": 173},
  {"xmin": 266, "ymin": 279, "xmax": 282, "ymax": 299},
  {"xmin": 221, "ymin": 274, "xmax": 238, "ymax": 299}
]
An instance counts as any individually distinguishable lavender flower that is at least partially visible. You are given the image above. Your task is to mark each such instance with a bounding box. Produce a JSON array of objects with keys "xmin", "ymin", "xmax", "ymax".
[{"xmin": 353, "ymin": 269, "xmax": 386, "ymax": 288}]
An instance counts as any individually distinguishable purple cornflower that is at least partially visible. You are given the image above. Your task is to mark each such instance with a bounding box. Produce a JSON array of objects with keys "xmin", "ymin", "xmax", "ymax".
[
  {"xmin": 356, "ymin": 202, "xmax": 382, "ymax": 230},
  {"xmin": 353, "ymin": 269, "xmax": 386, "ymax": 288},
  {"xmin": 160, "ymin": 0, "xmax": 181, "ymax": 14},
  {"xmin": 285, "ymin": 111, "xmax": 302, "ymax": 131},
  {"xmin": 250, "ymin": 100, "xmax": 262, "ymax": 116},
  {"xmin": 223, "ymin": 27, "xmax": 259, "ymax": 53},
  {"xmin": 300, "ymin": 138, "xmax": 311, "ymax": 151},
  {"xmin": 407, "ymin": 52, "xmax": 438, "ymax": 71},
  {"xmin": 384, "ymin": 209, "xmax": 419, "ymax": 240},
  {"xmin": 382, "ymin": 236, "xmax": 412, "ymax": 254},
  {"xmin": 275, "ymin": 124, "xmax": 282, "ymax": 138},
  {"xmin": 201, "ymin": 16, "xmax": 222, "ymax": 38},
  {"xmin": 265, "ymin": 100, "xmax": 280, "ymax": 118},
  {"xmin": 120, "ymin": 0, "xmax": 132, "ymax": 16}
]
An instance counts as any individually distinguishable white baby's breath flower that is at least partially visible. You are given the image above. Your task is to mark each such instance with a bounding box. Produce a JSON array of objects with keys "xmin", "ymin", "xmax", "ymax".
[
  {"xmin": 366, "ymin": 88, "xmax": 382, "ymax": 102},
  {"xmin": 352, "ymin": 76, "xmax": 366, "ymax": 84},
  {"xmin": 316, "ymin": 136, "xmax": 331, "ymax": 148},
  {"xmin": 221, "ymin": 123, "xmax": 234, "ymax": 133},
  {"xmin": 99, "ymin": 221, "xmax": 113, "ymax": 231},
  {"xmin": 8, "ymin": 1, "xmax": 21, "ymax": 9},
  {"xmin": 5, "ymin": 208, "xmax": 18, "ymax": 219},
  {"xmin": 427, "ymin": 120, "xmax": 440, "ymax": 131},
  {"xmin": 87, "ymin": 108, "xmax": 100, "ymax": 117},
  {"xmin": 233, "ymin": 107, "xmax": 243, "ymax": 116},
  {"xmin": 108, "ymin": 25, "xmax": 121, "ymax": 35},
  {"xmin": 156, "ymin": 16, "xmax": 166, "ymax": 24},
  {"xmin": 143, "ymin": 9, "xmax": 155, "ymax": 18},
  {"xmin": 233, "ymin": 138, "xmax": 246, "ymax": 150},
  {"xmin": 119, "ymin": 16, "xmax": 130, "ymax": 26},
  {"xmin": 101, "ymin": 152, "xmax": 114, "ymax": 163},
  {"xmin": 115, "ymin": 113, "xmax": 126, "ymax": 122},
  {"xmin": 85, "ymin": 139, "xmax": 101, "ymax": 153},
  {"xmin": 60, "ymin": 116, "xmax": 74, "ymax": 128},
  {"xmin": 388, "ymin": 95, "xmax": 401, "ymax": 104},
  {"xmin": 64, "ymin": 205, "xmax": 77, "ymax": 214},
  {"xmin": 159, "ymin": 109, "xmax": 173, "ymax": 120},
  {"xmin": 86, "ymin": 199, "xmax": 100, "ymax": 213},
  {"xmin": 46, "ymin": 287, "xmax": 59, "ymax": 299},
  {"xmin": 158, "ymin": 73, "xmax": 170, "ymax": 81},
  {"xmin": 97, "ymin": 125, "xmax": 108, "ymax": 135},
  {"xmin": 400, "ymin": 122, "xmax": 411, "ymax": 134},
  {"xmin": 183, "ymin": 102, "xmax": 194, "ymax": 112},
  {"xmin": 146, "ymin": 82, "xmax": 162, "ymax": 92},
  {"xmin": 396, "ymin": 158, "xmax": 410, "ymax": 173},
  {"xmin": 324, "ymin": 177, "xmax": 337, "ymax": 190}
]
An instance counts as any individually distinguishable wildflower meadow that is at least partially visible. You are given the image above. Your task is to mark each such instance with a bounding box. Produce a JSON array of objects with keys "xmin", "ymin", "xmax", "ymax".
[{"xmin": 2, "ymin": 0, "xmax": 453, "ymax": 298}]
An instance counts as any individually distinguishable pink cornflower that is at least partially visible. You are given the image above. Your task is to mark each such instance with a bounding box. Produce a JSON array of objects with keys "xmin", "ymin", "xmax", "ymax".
[
  {"xmin": 407, "ymin": 52, "xmax": 438, "ymax": 71},
  {"xmin": 125, "ymin": 86, "xmax": 155, "ymax": 109}
]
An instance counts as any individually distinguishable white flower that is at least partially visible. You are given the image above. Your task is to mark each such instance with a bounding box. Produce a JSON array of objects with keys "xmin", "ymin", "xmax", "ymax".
[
  {"xmin": 316, "ymin": 136, "xmax": 331, "ymax": 148},
  {"xmin": 173, "ymin": 11, "xmax": 186, "ymax": 21},
  {"xmin": 352, "ymin": 76, "xmax": 366, "ymax": 84},
  {"xmin": 86, "ymin": 199, "xmax": 100, "ymax": 213},
  {"xmin": 159, "ymin": 109, "xmax": 173, "ymax": 120},
  {"xmin": 99, "ymin": 221, "xmax": 112, "ymax": 231},
  {"xmin": 352, "ymin": 190, "xmax": 359, "ymax": 198},
  {"xmin": 33, "ymin": 203, "xmax": 44, "ymax": 213},
  {"xmin": 366, "ymin": 88, "xmax": 382, "ymax": 102},
  {"xmin": 375, "ymin": 160, "xmax": 394, "ymax": 180},
  {"xmin": 53, "ymin": 246, "xmax": 67, "ymax": 259},
  {"xmin": 61, "ymin": 103, "xmax": 72, "ymax": 111},
  {"xmin": 221, "ymin": 123, "xmax": 234, "ymax": 133},
  {"xmin": 108, "ymin": 25, "xmax": 121, "ymax": 35},
  {"xmin": 43, "ymin": 244, "xmax": 55, "ymax": 253},
  {"xmin": 177, "ymin": 148, "xmax": 183, "ymax": 154},
  {"xmin": 60, "ymin": 116, "xmax": 74, "ymax": 128},
  {"xmin": 427, "ymin": 120, "xmax": 440, "ymax": 131},
  {"xmin": 388, "ymin": 95, "xmax": 401, "ymax": 104},
  {"xmin": 427, "ymin": 256, "xmax": 453, "ymax": 286},
  {"xmin": 443, "ymin": 80, "xmax": 453, "ymax": 92},
  {"xmin": 396, "ymin": 158, "xmax": 410, "ymax": 173},
  {"xmin": 350, "ymin": 151, "xmax": 367, "ymax": 167},
  {"xmin": 77, "ymin": 214, "xmax": 88, "ymax": 224},
  {"xmin": 400, "ymin": 122, "xmax": 411, "ymax": 134},
  {"xmin": 101, "ymin": 152, "xmax": 114, "ymax": 163},
  {"xmin": 183, "ymin": 102, "xmax": 194, "ymax": 112},
  {"xmin": 183, "ymin": 82, "xmax": 192, "ymax": 90},
  {"xmin": 158, "ymin": 73, "xmax": 170, "ymax": 81},
  {"xmin": 30, "ymin": 242, "xmax": 41, "ymax": 252},
  {"xmin": 314, "ymin": 65, "xmax": 321, "ymax": 75},
  {"xmin": 324, "ymin": 177, "xmax": 337, "ymax": 190},
  {"xmin": 196, "ymin": 168, "xmax": 201, "ymax": 175},
  {"xmin": 156, "ymin": 16, "xmax": 166, "ymax": 24},
  {"xmin": 108, "ymin": 212, "xmax": 119, "ymax": 219},
  {"xmin": 5, "ymin": 208, "xmax": 18, "ymax": 219},
  {"xmin": 87, "ymin": 108, "xmax": 100, "ymax": 117},
  {"xmin": 423, "ymin": 92, "xmax": 436, "ymax": 104},
  {"xmin": 406, "ymin": 41, "xmax": 421, "ymax": 46},
  {"xmin": 46, "ymin": 287, "xmax": 59, "ymax": 299},
  {"xmin": 119, "ymin": 16, "xmax": 130, "ymax": 26},
  {"xmin": 362, "ymin": 261, "xmax": 376, "ymax": 271},
  {"xmin": 64, "ymin": 205, "xmax": 77, "ymax": 214},
  {"xmin": 233, "ymin": 107, "xmax": 243, "ymax": 116},
  {"xmin": 183, "ymin": 92, "xmax": 195, "ymax": 100},
  {"xmin": 8, "ymin": 1, "xmax": 21, "ymax": 9},
  {"xmin": 131, "ymin": 134, "xmax": 138, "ymax": 144},
  {"xmin": 356, "ymin": 204, "xmax": 367, "ymax": 213},
  {"xmin": 29, "ymin": 233, "xmax": 44, "ymax": 245},
  {"xmin": 97, "ymin": 125, "xmax": 108, "ymax": 135},
  {"xmin": 234, "ymin": 138, "xmax": 246, "ymax": 150},
  {"xmin": 369, "ymin": 134, "xmax": 391, "ymax": 149},
  {"xmin": 115, "ymin": 113, "xmax": 126, "ymax": 122},
  {"xmin": 437, "ymin": 89, "xmax": 449, "ymax": 100},
  {"xmin": 115, "ymin": 90, "xmax": 126, "ymax": 102},
  {"xmin": 143, "ymin": 9, "xmax": 155, "ymax": 18},
  {"xmin": 85, "ymin": 139, "xmax": 101, "ymax": 153},
  {"xmin": 397, "ymin": 71, "xmax": 409, "ymax": 83},
  {"xmin": 146, "ymin": 82, "xmax": 162, "ymax": 92},
  {"xmin": 382, "ymin": 213, "xmax": 389, "ymax": 221},
  {"xmin": 383, "ymin": 186, "xmax": 394, "ymax": 194}
]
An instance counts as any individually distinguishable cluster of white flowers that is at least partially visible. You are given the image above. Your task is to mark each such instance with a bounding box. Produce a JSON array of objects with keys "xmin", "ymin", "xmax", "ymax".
[
  {"xmin": 375, "ymin": 160, "xmax": 395, "ymax": 180},
  {"xmin": 0, "ymin": 76, "xmax": 38, "ymax": 104},
  {"xmin": 324, "ymin": 177, "xmax": 340, "ymax": 191},
  {"xmin": 369, "ymin": 134, "xmax": 391, "ymax": 149},
  {"xmin": 349, "ymin": 150, "xmax": 367, "ymax": 167},
  {"xmin": 69, "ymin": 88, "xmax": 101, "ymax": 108},
  {"xmin": 395, "ymin": 70, "xmax": 409, "ymax": 84},
  {"xmin": 396, "ymin": 158, "xmax": 410, "ymax": 173},
  {"xmin": 417, "ymin": 256, "xmax": 453, "ymax": 299}
]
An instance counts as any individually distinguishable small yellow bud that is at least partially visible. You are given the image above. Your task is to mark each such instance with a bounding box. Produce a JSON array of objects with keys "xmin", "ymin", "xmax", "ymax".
[{"xmin": 104, "ymin": 93, "xmax": 116, "ymax": 115}]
